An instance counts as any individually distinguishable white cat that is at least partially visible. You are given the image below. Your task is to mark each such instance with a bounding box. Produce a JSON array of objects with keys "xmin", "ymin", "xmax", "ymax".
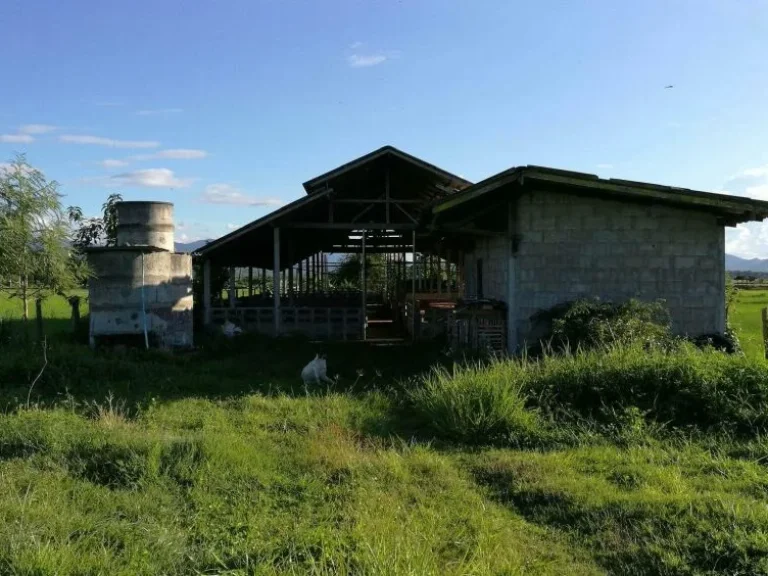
[
  {"xmin": 221, "ymin": 320, "xmax": 243, "ymax": 338},
  {"xmin": 301, "ymin": 354, "xmax": 333, "ymax": 385}
]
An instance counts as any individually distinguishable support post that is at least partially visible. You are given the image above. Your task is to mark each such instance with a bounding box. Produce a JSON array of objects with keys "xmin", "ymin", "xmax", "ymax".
[
  {"xmin": 305, "ymin": 258, "xmax": 310, "ymax": 294},
  {"xmin": 437, "ymin": 249, "xmax": 442, "ymax": 297},
  {"xmin": 228, "ymin": 266, "xmax": 236, "ymax": 309},
  {"xmin": 248, "ymin": 267, "xmax": 253, "ymax": 297},
  {"xmin": 385, "ymin": 167, "xmax": 390, "ymax": 224},
  {"xmin": 203, "ymin": 259, "xmax": 211, "ymax": 325},
  {"xmin": 288, "ymin": 265, "xmax": 294, "ymax": 304},
  {"xmin": 35, "ymin": 298, "xmax": 43, "ymax": 342},
  {"xmin": 763, "ymin": 307, "xmax": 768, "ymax": 360},
  {"xmin": 261, "ymin": 268, "xmax": 266, "ymax": 295},
  {"xmin": 312, "ymin": 253, "xmax": 318, "ymax": 293},
  {"xmin": 411, "ymin": 231, "xmax": 417, "ymax": 340},
  {"xmin": 446, "ymin": 250, "xmax": 452, "ymax": 298},
  {"xmin": 507, "ymin": 202, "xmax": 517, "ymax": 354},
  {"xmin": 361, "ymin": 230, "xmax": 367, "ymax": 340},
  {"xmin": 273, "ymin": 227, "xmax": 281, "ymax": 335},
  {"xmin": 69, "ymin": 296, "xmax": 81, "ymax": 333},
  {"xmin": 298, "ymin": 259, "xmax": 303, "ymax": 296}
]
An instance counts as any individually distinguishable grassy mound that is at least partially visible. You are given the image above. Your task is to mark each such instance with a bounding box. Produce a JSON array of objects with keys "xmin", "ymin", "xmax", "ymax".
[{"xmin": 409, "ymin": 345, "xmax": 768, "ymax": 444}]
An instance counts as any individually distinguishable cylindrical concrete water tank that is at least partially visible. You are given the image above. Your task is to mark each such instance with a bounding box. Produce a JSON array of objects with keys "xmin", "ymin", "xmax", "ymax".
[
  {"xmin": 116, "ymin": 201, "xmax": 174, "ymax": 251},
  {"xmin": 87, "ymin": 248, "xmax": 193, "ymax": 348}
]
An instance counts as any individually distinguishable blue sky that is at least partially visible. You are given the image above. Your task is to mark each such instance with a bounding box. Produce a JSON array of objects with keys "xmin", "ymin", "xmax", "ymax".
[{"xmin": 2, "ymin": 0, "xmax": 768, "ymax": 255}]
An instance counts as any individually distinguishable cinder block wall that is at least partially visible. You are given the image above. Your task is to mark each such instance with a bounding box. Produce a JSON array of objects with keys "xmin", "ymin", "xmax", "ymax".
[
  {"xmin": 463, "ymin": 236, "xmax": 508, "ymax": 301},
  {"xmin": 514, "ymin": 189, "xmax": 726, "ymax": 343}
]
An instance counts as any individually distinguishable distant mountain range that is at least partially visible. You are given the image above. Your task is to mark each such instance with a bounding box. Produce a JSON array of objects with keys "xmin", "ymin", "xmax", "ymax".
[
  {"xmin": 726, "ymin": 254, "xmax": 768, "ymax": 273},
  {"xmin": 174, "ymin": 239, "xmax": 213, "ymax": 253}
]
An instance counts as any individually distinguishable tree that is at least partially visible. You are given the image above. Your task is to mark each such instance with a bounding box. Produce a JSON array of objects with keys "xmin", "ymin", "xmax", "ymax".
[
  {"xmin": 0, "ymin": 154, "xmax": 85, "ymax": 321},
  {"xmin": 71, "ymin": 193, "xmax": 122, "ymax": 250}
]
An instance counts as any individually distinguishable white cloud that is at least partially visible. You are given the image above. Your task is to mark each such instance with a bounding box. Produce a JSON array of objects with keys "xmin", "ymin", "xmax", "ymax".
[
  {"xmin": 349, "ymin": 41, "xmax": 363, "ymax": 49},
  {"xmin": 98, "ymin": 159, "xmax": 129, "ymax": 169},
  {"xmin": 19, "ymin": 124, "xmax": 57, "ymax": 135},
  {"xmin": 0, "ymin": 162, "xmax": 37, "ymax": 176},
  {"xmin": 136, "ymin": 108, "xmax": 183, "ymax": 116},
  {"xmin": 721, "ymin": 165, "xmax": 768, "ymax": 258},
  {"xmin": 226, "ymin": 222, "xmax": 243, "ymax": 231},
  {"xmin": 742, "ymin": 167, "xmax": 768, "ymax": 178},
  {"xmin": 347, "ymin": 53, "xmax": 388, "ymax": 68},
  {"xmin": 199, "ymin": 183, "xmax": 283, "ymax": 206},
  {"xmin": 133, "ymin": 148, "xmax": 208, "ymax": 161},
  {"xmin": 0, "ymin": 133, "xmax": 34, "ymax": 143},
  {"xmin": 111, "ymin": 168, "xmax": 193, "ymax": 189},
  {"xmin": 745, "ymin": 184, "xmax": 768, "ymax": 202},
  {"xmin": 59, "ymin": 134, "xmax": 160, "ymax": 148}
]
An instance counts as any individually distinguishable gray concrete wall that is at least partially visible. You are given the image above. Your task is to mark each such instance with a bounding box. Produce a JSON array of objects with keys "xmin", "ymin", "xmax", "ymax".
[
  {"xmin": 463, "ymin": 236, "xmax": 508, "ymax": 301},
  {"xmin": 513, "ymin": 189, "xmax": 725, "ymax": 346}
]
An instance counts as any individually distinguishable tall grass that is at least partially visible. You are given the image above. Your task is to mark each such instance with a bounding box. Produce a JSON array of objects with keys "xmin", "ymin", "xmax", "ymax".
[
  {"xmin": 408, "ymin": 343, "xmax": 768, "ymax": 443},
  {"xmin": 408, "ymin": 364, "xmax": 545, "ymax": 446}
]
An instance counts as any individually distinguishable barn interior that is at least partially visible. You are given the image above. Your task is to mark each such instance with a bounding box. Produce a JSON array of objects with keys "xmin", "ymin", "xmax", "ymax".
[{"xmin": 197, "ymin": 146, "xmax": 501, "ymax": 343}]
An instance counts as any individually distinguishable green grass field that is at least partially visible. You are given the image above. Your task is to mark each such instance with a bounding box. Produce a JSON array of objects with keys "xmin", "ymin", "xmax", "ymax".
[
  {"xmin": 0, "ymin": 293, "xmax": 767, "ymax": 574},
  {"xmin": 0, "ymin": 290, "xmax": 88, "ymax": 339},
  {"xmin": 730, "ymin": 289, "xmax": 768, "ymax": 360}
]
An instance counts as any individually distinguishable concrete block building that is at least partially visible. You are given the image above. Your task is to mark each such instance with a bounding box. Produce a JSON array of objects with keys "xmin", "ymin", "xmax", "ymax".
[{"xmin": 197, "ymin": 146, "xmax": 768, "ymax": 353}]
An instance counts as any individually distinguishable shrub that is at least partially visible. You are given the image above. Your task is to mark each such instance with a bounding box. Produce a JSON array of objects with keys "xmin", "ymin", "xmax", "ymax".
[
  {"xmin": 407, "ymin": 365, "xmax": 545, "ymax": 446},
  {"xmin": 529, "ymin": 298, "xmax": 675, "ymax": 355},
  {"xmin": 528, "ymin": 344, "xmax": 768, "ymax": 436}
]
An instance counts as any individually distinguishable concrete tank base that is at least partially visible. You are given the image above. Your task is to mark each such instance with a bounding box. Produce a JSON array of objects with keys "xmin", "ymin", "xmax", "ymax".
[{"xmin": 87, "ymin": 248, "xmax": 194, "ymax": 349}]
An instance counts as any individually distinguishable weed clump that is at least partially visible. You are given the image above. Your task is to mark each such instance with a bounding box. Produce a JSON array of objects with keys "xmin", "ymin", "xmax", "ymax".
[{"xmin": 407, "ymin": 365, "xmax": 548, "ymax": 446}]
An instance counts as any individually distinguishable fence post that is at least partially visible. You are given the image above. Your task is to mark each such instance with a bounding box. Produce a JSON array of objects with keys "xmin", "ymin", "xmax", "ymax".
[
  {"xmin": 70, "ymin": 296, "xmax": 81, "ymax": 332},
  {"xmin": 762, "ymin": 307, "xmax": 768, "ymax": 360},
  {"xmin": 35, "ymin": 298, "xmax": 44, "ymax": 342}
]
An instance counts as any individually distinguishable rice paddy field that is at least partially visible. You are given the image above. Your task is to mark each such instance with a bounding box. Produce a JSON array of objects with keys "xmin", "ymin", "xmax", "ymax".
[
  {"xmin": 0, "ymin": 290, "xmax": 767, "ymax": 574},
  {"xmin": 730, "ymin": 288, "xmax": 768, "ymax": 360}
]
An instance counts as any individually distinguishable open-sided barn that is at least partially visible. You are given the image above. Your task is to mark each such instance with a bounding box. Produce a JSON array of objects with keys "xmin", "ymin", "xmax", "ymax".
[{"xmin": 197, "ymin": 146, "xmax": 768, "ymax": 353}]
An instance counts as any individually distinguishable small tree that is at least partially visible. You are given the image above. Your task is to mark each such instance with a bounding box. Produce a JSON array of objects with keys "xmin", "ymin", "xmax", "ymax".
[
  {"xmin": 0, "ymin": 154, "xmax": 85, "ymax": 321},
  {"xmin": 71, "ymin": 193, "xmax": 122, "ymax": 250}
]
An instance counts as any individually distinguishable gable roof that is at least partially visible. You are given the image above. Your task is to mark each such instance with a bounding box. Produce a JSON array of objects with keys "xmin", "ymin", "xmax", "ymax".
[
  {"xmin": 302, "ymin": 145, "xmax": 472, "ymax": 194},
  {"xmin": 433, "ymin": 165, "xmax": 768, "ymax": 225}
]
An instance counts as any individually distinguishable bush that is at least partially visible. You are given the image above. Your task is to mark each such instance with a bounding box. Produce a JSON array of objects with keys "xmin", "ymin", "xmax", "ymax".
[
  {"xmin": 528, "ymin": 298, "xmax": 675, "ymax": 355},
  {"xmin": 407, "ymin": 365, "xmax": 546, "ymax": 446},
  {"xmin": 528, "ymin": 344, "xmax": 768, "ymax": 436}
]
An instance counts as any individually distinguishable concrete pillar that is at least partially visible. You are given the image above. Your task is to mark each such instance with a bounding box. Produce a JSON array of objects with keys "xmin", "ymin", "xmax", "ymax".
[
  {"xmin": 203, "ymin": 259, "xmax": 211, "ymax": 325},
  {"xmin": 273, "ymin": 227, "xmax": 281, "ymax": 335},
  {"xmin": 228, "ymin": 267, "xmax": 236, "ymax": 309},
  {"xmin": 361, "ymin": 230, "xmax": 367, "ymax": 340}
]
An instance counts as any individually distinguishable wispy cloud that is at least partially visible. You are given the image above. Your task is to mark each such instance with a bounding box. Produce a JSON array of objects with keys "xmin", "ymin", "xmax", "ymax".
[
  {"xmin": 111, "ymin": 168, "xmax": 193, "ymax": 189},
  {"xmin": 98, "ymin": 159, "xmax": 130, "ymax": 169},
  {"xmin": 133, "ymin": 148, "xmax": 208, "ymax": 161},
  {"xmin": 19, "ymin": 124, "xmax": 57, "ymax": 135},
  {"xmin": 723, "ymin": 165, "xmax": 768, "ymax": 200},
  {"xmin": 199, "ymin": 183, "xmax": 283, "ymax": 206},
  {"xmin": 59, "ymin": 134, "xmax": 160, "ymax": 149},
  {"xmin": 346, "ymin": 42, "xmax": 397, "ymax": 68},
  {"xmin": 347, "ymin": 53, "xmax": 388, "ymax": 68},
  {"xmin": 93, "ymin": 100, "xmax": 124, "ymax": 107},
  {"xmin": 136, "ymin": 108, "xmax": 183, "ymax": 116},
  {"xmin": 0, "ymin": 134, "xmax": 34, "ymax": 143}
]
